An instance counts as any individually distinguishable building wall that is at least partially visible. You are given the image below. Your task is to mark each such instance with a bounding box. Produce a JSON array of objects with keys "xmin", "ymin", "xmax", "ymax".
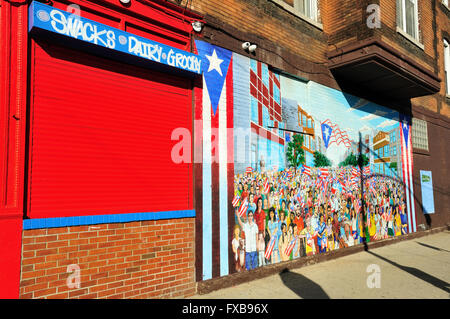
[
  {"xmin": 19, "ymin": 218, "xmax": 195, "ymax": 299},
  {"xmin": 410, "ymin": 1, "xmax": 450, "ymax": 228}
]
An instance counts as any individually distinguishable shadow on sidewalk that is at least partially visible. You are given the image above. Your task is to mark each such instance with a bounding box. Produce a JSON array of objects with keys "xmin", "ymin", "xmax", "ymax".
[
  {"xmin": 366, "ymin": 250, "xmax": 450, "ymax": 294},
  {"xmin": 279, "ymin": 268, "xmax": 329, "ymax": 299},
  {"xmin": 416, "ymin": 241, "xmax": 450, "ymax": 253}
]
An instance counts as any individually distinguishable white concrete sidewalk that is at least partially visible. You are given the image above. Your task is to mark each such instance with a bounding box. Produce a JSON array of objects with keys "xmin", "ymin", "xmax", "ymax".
[{"xmin": 192, "ymin": 231, "xmax": 450, "ymax": 299}]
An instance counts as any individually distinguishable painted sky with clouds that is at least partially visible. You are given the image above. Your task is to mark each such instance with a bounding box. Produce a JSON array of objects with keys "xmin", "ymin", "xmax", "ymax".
[{"xmin": 280, "ymin": 76, "xmax": 400, "ymax": 166}]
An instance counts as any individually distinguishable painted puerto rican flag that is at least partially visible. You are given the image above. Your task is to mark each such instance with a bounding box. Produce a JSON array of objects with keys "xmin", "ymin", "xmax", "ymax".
[
  {"xmin": 286, "ymin": 170, "xmax": 293, "ymax": 179},
  {"xmin": 331, "ymin": 183, "xmax": 338, "ymax": 195},
  {"xmin": 284, "ymin": 237, "xmax": 297, "ymax": 256},
  {"xmin": 194, "ymin": 40, "xmax": 234, "ymax": 280},
  {"xmin": 351, "ymin": 167, "xmax": 359, "ymax": 178},
  {"xmin": 264, "ymin": 178, "xmax": 270, "ymax": 194},
  {"xmin": 232, "ymin": 194, "xmax": 240, "ymax": 207},
  {"xmin": 399, "ymin": 114, "xmax": 416, "ymax": 233},
  {"xmin": 264, "ymin": 235, "xmax": 277, "ymax": 259},
  {"xmin": 238, "ymin": 198, "xmax": 249, "ymax": 217},
  {"xmin": 302, "ymin": 165, "xmax": 311, "ymax": 177},
  {"xmin": 321, "ymin": 119, "xmax": 352, "ymax": 149},
  {"xmin": 318, "ymin": 167, "xmax": 329, "ymax": 178},
  {"xmin": 354, "ymin": 199, "xmax": 361, "ymax": 214}
]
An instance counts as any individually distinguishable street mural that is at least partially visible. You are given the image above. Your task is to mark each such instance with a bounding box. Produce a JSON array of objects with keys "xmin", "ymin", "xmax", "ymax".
[
  {"xmin": 194, "ymin": 40, "xmax": 416, "ymax": 277},
  {"xmin": 231, "ymin": 55, "xmax": 416, "ymax": 272}
]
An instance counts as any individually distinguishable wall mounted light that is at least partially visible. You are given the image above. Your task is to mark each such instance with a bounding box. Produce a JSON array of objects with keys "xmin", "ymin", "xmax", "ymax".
[{"xmin": 192, "ymin": 21, "xmax": 204, "ymax": 33}]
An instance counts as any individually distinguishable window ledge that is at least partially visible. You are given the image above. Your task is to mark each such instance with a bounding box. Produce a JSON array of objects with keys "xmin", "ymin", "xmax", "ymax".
[
  {"xmin": 413, "ymin": 147, "xmax": 430, "ymax": 156},
  {"xmin": 269, "ymin": 0, "xmax": 323, "ymax": 31},
  {"xmin": 396, "ymin": 26, "xmax": 424, "ymax": 51}
]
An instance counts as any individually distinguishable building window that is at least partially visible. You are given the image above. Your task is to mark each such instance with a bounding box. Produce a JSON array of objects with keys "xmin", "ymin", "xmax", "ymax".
[
  {"xmin": 443, "ymin": 0, "xmax": 449, "ymax": 8},
  {"xmin": 298, "ymin": 0, "xmax": 319, "ymax": 21},
  {"xmin": 412, "ymin": 118, "xmax": 429, "ymax": 151},
  {"xmin": 397, "ymin": 0, "xmax": 419, "ymax": 41},
  {"xmin": 271, "ymin": 0, "xmax": 321, "ymax": 25},
  {"xmin": 444, "ymin": 39, "xmax": 450, "ymax": 95}
]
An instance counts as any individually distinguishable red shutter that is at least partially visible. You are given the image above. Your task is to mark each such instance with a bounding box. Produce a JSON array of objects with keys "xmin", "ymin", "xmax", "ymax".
[{"xmin": 28, "ymin": 41, "xmax": 192, "ymax": 218}]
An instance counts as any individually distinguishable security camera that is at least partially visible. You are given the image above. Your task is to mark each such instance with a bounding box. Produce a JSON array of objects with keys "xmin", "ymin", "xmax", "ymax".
[
  {"xmin": 242, "ymin": 42, "xmax": 251, "ymax": 50},
  {"xmin": 248, "ymin": 44, "xmax": 257, "ymax": 53},
  {"xmin": 192, "ymin": 21, "xmax": 203, "ymax": 33}
]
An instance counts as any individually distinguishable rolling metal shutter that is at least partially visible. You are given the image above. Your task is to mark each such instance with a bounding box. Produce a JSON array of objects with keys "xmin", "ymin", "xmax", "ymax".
[{"xmin": 28, "ymin": 40, "xmax": 192, "ymax": 218}]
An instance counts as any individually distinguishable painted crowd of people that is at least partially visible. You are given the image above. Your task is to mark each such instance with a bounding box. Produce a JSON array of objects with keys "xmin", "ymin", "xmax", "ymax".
[{"xmin": 232, "ymin": 165, "xmax": 409, "ymax": 272}]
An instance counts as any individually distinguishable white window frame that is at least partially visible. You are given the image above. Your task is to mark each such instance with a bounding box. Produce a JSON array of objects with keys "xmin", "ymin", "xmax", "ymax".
[
  {"xmin": 443, "ymin": 0, "xmax": 449, "ymax": 9},
  {"xmin": 270, "ymin": 0, "xmax": 322, "ymax": 29},
  {"xmin": 412, "ymin": 118, "xmax": 429, "ymax": 151},
  {"xmin": 396, "ymin": 0, "xmax": 423, "ymax": 49},
  {"xmin": 444, "ymin": 39, "xmax": 450, "ymax": 96}
]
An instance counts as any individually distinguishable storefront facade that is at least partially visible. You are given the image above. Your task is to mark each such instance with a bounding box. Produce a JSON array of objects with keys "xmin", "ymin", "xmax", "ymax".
[{"xmin": 1, "ymin": 0, "xmax": 201, "ymax": 299}]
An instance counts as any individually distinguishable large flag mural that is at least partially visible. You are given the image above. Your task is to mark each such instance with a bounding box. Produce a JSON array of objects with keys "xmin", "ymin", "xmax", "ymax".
[{"xmin": 194, "ymin": 41, "xmax": 417, "ymax": 278}]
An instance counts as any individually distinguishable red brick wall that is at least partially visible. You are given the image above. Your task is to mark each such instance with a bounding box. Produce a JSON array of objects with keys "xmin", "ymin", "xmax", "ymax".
[{"xmin": 19, "ymin": 218, "xmax": 196, "ymax": 299}]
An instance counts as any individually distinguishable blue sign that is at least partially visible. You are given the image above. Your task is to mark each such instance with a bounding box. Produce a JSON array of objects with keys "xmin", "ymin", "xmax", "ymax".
[
  {"xmin": 420, "ymin": 170, "xmax": 435, "ymax": 214},
  {"xmin": 28, "ymin": 1, "xmax": 202, "ymax": 74}
]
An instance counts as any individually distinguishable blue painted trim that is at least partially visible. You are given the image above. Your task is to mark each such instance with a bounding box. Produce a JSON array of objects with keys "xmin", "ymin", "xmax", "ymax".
[{"xmin": 23, "ymin": 210, "xmax": 195, "ymax": 230}]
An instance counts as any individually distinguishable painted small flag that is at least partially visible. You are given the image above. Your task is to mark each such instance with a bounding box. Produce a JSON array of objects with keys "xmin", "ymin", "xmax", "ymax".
[
  {"xmin": 287, "ymin": 170, "xmax": 293, "ymax": 179},
  {"xmin": 264, "ymin": 235, "xmax": 277, "ymax": 259},
  {"xmin": 363, "ymin": 166, "xmax": 371, "ymax": 176},
  {"xmin": 302, "ymin": 165, "xmax": 311, "ymax": 177},
  {"xmin": 284, "ymin": 237, "xmax": 297, "ymax": 256},
  {"xmin": 238, "ymin": 198, "xmax": 248, "ymax": 217},
  {"xmin": 354, "ymin": 199, "xmax": 361, "ymax": 214},
  {"xmin": 319, "ymin": 168, "xmax": 329, "ymax": 178},
  {"xmin": 264, "ymin": 178, "xmax": 270, "ymax": 194},
  {"xmin": 246, "ymin": 167, "xmax": 253, "ymax": 174},
  {"xmin": 232, "ymin": 194, "xmax": 241, "ymax": 207}
]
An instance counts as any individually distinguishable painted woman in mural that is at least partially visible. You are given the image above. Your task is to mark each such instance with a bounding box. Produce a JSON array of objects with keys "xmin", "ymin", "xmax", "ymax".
[
  {"xmin": 232, "ymin": 225, "xmax": 243, "ymax": 272},
  {"xmin": 278, "ymin": 223, "xmax": 290, "ymax": 262},
  {"xmin": 266, "ymin": 207, "xmax": 280, "ymax": 264}
]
